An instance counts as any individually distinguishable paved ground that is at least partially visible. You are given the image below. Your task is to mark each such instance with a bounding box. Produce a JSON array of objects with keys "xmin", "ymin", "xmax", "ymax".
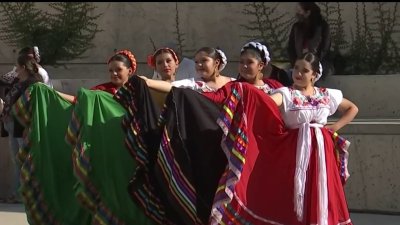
[
  {"xmin": 0, "ymin": 203, "xmax": 27, "ymax": 225},
  {"xmin": 0, "ymin": 203, "xmax": 399, "ymax": 225}
]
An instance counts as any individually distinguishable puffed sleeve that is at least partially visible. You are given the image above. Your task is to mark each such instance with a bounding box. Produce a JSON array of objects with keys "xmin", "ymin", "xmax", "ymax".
[
  {"xmin": 327, "ymin": 88, "xmax": 343, "ymax": 115},
  {"xmin": 171, "ymin": 78, "xmax": 196, "ymax": 89},
  {"xmin": 271, "ymin": 87, "xmax": 290, "ymax": 112},
  {"xmin": 38, "ymin": 67, "xmax": 50, "ymax": 86}
]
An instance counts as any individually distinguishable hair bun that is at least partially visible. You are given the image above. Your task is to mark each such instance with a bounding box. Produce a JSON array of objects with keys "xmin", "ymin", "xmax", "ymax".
[{"xmin": 241, "ymin": 41, "xmax": 271, "ymax": 64}]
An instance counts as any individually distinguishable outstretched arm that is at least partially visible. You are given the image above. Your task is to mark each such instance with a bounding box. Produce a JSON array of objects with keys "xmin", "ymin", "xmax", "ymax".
[
  {"xmin": 269, "ymin": 92, "xmax": 283, "ymax": 107},
  {"xmin": 325, "ymin": 98, "xmax": 358, "ymax": 132},
  {"xmin": 56, "ymin": 91, "xmax": 76, "ymax": 103},
  {"xmin": 139, "ymin": 76, "xmax": 172, "ymax": 93}
]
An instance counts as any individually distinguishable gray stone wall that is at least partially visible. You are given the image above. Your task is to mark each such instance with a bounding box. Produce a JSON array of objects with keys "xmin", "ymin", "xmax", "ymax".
[{"xmin": 1, "ymin": 2, "xmax": 398, "ymax": 79}]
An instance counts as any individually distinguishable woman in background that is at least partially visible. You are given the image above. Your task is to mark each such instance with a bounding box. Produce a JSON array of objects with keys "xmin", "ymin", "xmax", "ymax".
[{"xmin": 0, "ymin": 53, "xmax": 43, "ymax": 204}]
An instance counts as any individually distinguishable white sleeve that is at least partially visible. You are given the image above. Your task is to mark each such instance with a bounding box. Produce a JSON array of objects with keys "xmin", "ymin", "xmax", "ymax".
[
  {"xmin": 171, "ymin": 78, "xmax": 196, "ymax": 89},
  {"xmin": 272, "ymin": 87, "xmax": 290, "ymax": 112},
  {"xmin": 327, "ymin": 88, "xmax": 343, "ymax": 115},
  {"xmin": 38, "ymin": 67, "xmax": 51, "ymax": 87}
]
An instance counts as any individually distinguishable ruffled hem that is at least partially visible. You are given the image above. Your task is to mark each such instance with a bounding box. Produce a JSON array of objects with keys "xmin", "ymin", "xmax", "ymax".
[
  {"xmin": 14, "ymin": 85, "xmax": 62, "ymax": 225},
  {"xmin": 213, "ymin": 193, "xmax": 353, "ymax": 225},
  {"xmin": 114, "ymin": 79, "xmax": 172, "ymax": 225},
  {"xmin": 211, "ymin": 83, "xmax": 249, "ymax": 224},
  {"xmin": 156, "ymin": 126, "xmax": 200, "ymax": 224},
  {"xmin": 329, "ymin": 130, "xmax": 351, "ymax": 184},
  {"xmin": 67, "ymin": 101, "xmax": 127, "ymax": 225}
]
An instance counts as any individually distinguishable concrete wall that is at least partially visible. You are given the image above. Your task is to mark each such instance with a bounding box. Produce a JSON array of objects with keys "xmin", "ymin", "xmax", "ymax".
[
  {"xmin": 318, "ymin": 76, "xmax": 400, "ymax": 213},
  {"xmin": 1, "ymin": 2, "xmax": 399, "ymax": 79},
  {"xmin": 0, "ymin": 2, "xmax": 399, "ymax": 213},
  {"xmin": 318, "ymin": 75, "xmax": 400, "ymax": 118},
  {"xmin": 345, "ymin": 134, "xmax": 400, "ymax": 213}
]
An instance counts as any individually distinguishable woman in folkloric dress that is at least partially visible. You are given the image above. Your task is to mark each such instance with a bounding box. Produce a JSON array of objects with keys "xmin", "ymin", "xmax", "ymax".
[
  {"xmin": 141, "ymin": 47, "xmax": 234, "ymax": 93},
  {"xmin": 14, "ymin": 49, "xmax": 156, "ymax": 225},
  {"xmin": 236, "ymin": 41, "xmax": 283, "ymax": 93},
  {"xmin": 65, "ymin": 49, "xmax": 156, "ymax": 225},
  {"xmin": 115, "ymin": 47, "xmax": 234, "ymax": 225},
  {"xmin": 267, "ymin": 52, "xmax": 357, "ymax": 225},
  {"xmin": 208, "ymin": 52, "xmax": 358, "ymax": 225},
  {"xmin": 147, "ymin": 47, "xmax": 180, "ymax": 83}
]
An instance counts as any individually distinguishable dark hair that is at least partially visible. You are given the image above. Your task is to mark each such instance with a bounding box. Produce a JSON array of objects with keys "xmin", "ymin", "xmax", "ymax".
[
  {"xmin": 195, "ymin": 47, "xmax": 224, "ymax": 68},
  {"xmin": 153, "ymin": 48, "xmax": 178, "ymax": 63},
  {"xmin": 299, "ymin": 2, "xmax": 324, "ymax": 38},
  {"xmin": 298, "ymin": 52, "xmax": 321, "ymax": 74},
  {"xmin": 18, "ymin": 47, "xmax": 34, "ymax": 55},
  {"xmin": 19, "ymin": 46, "xmax": 40, "ymax": 63},
  {"xmin": 108, "ymin": 54, "xmax": 132, "ymax": 68},
  {"xmin": 17, "ymin": 54, "xmax": 43, "ymax": 82},
  {"xmin": 237, "ymin": 47, "xmax": 265, "ymax": 81},
  {"xmin": 240, "ymin": 48, "xmax": 264, "ymax": 63}
]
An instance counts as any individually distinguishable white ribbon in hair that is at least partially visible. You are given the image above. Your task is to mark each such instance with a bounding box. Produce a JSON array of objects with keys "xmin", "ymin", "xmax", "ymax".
[
  {"xmin": 33, "ymin": 46, "xmax": 41, "ymax": 63},
  {"xmin": 315, "ymin": 62, "xmax": 323, "ymax": 82},
  {"xmin": 241, "ymin": 41, "xmax": 271, "ymax": 64},
  {"xmin": 215, "ymin": 48, "xmax": 228, "ymax": 71}
]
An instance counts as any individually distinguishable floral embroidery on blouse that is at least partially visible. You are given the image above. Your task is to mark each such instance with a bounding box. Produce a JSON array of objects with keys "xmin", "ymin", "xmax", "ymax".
[
  {"xmin": 254, "ymin": 83, "xmax": 273, "ymax": 94},
  {"xmin": 290, "ymin": 87, "xmax": 330, "ymax": 108},
  {"xmin": 194, "ymin": 81, "xmax": 216, "ymax": 93},
  {"xmin": 194, "ymin": 77, "xmax": 236, "ymax": 93}
]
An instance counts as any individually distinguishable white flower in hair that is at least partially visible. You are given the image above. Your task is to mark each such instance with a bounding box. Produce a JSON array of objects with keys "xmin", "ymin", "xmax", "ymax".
[
  {"xmin": 315, "ymin": 62, "xmax": 323, "ymax": 82},
  {"xmin": 215, "ymin": 48, "xmax": 228, "ymax": 71},
  {"xmin": 241, "ymin": 41, "xmax": 271, "ymax": 63},
  {"xmin": 33, "ymin": 46, "xmax": 41, "ymax": 63}
]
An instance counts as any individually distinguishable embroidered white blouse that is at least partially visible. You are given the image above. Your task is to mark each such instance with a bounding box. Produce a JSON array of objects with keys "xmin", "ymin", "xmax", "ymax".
[
  {"xmin": 171, "ymin": 77, "xmax": 236, "ymax": 93},
  {"xmin": 273, "ymin": 86, "xmax": 343, "ymax": 225}
]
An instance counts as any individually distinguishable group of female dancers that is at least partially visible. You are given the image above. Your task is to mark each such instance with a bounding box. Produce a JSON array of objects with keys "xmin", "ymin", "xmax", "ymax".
[{"xmin": 0, "ymin": 41, "xmax": 358, "ymax": 225}]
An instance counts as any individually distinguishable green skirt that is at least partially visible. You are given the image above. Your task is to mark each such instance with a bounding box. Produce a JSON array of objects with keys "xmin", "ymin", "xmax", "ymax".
[
  {"xmin": 66, "ymin": 87, "xmax": 155, "ymax": 225},
  {"xmin": 13, "ymin": 83, "xmax": 91, "ymax": 225}
]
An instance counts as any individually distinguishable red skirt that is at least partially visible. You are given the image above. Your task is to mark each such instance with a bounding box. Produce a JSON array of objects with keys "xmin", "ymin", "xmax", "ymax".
[{"xmin": 206, "ymin": 82, "xmax": 352, "ymax": 225}]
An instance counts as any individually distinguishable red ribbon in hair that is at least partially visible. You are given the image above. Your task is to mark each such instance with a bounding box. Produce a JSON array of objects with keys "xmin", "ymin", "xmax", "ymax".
[
  {"xmin": 147, "ymin": 54, "xmax": 156, "ymax": 68},
  {"xmin": 108, "ymin": 49, "xmax": 137, "ymax": 73}
]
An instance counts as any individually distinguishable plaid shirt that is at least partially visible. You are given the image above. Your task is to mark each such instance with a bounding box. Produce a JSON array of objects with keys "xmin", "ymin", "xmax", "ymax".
[{"xmin": 1, "ymin": 67, "xmax": 18, "ymax": 84}]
